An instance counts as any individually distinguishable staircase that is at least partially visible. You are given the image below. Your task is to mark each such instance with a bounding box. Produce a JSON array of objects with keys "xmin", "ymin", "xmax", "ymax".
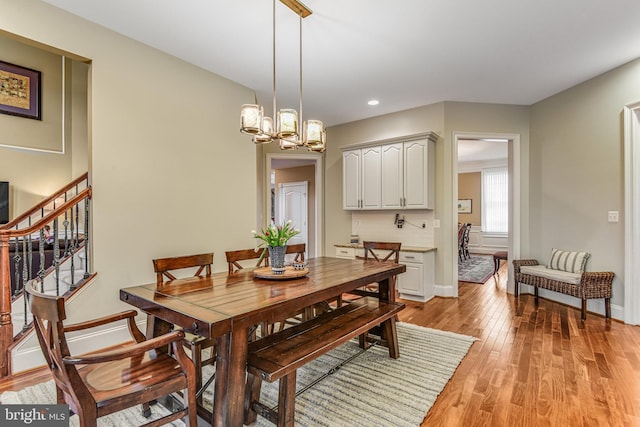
[
  {"xmin": 0, "ymin": 173, "xmax": 92, "ymax": 377},
  {"xmin": 10, "ymin": 246, "xmax": 87, "ymax": 337}
]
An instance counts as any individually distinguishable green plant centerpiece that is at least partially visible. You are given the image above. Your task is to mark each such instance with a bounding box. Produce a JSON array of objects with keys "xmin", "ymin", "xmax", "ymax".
[{"xmin": 252, "ymin": 220, "xmax": 300, "ymax": 272}]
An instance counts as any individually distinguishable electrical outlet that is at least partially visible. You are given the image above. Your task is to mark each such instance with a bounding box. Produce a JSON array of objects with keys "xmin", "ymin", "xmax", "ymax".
[{"xmin": 608, "ymin": 211, "xmax": 619, "ymax": 223}]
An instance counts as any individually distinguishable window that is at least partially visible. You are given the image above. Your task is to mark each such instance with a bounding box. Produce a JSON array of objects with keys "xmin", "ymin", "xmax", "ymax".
[{"xmin": 481, "ymin": 166, "xmax": 508, "ymax": 233}]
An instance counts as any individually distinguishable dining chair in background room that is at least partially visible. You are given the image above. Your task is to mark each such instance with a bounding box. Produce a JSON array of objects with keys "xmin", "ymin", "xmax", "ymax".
[
  {"xmin": 26, "ymin": 279, "xmax": 198, "ymax": 427},
  {"xmin": 458, "ymin": 224, "xmax": 466, "ymax": 261},
  {"xmin": 460, "ymin": 223, "xmax": 472, "ymax": 260},
  {"xmin": 153, "ymin": 252, "xmax": 216, "ymax": 403}
]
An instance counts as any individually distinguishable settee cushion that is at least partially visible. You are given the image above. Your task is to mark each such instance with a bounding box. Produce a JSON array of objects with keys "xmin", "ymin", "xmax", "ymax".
[
  {"xmin": 520, "ymin": 265, "xmax": 582, "ymax": 285},
  {"xmin": 547, "ymin": 248, "xmax": 589, "ymax": 274}
]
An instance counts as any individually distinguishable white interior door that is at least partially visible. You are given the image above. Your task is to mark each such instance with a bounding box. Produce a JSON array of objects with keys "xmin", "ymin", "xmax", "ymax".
[{"xmin": 277, "ymin": 181, "xmax": 308, "ymax": 258}]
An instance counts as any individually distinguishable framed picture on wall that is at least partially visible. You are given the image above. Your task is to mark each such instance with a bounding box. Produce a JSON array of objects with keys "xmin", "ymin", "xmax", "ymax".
[
  {"xmin": 0, "ymin": 60, "xmax": 41, "ymax": 120},
  {"xmin": 458, "ymin": 199, "xmax": 472, "ymax": 213}
]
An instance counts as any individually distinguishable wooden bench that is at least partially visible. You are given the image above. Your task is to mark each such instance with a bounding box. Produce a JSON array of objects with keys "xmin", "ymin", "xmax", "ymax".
[{"xmin": 244, "ymin": 296, "xmax": 405, "ymax": 426}]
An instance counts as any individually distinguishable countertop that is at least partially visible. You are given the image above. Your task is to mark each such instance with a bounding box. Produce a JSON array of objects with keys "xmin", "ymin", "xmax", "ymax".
[{"xmin": 334, "ymin": 243, "xmax": 436, "ymax": 253}]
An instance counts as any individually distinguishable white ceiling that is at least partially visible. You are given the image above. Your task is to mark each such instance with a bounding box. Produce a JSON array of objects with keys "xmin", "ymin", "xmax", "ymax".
[{"xmin": 41, "ymin": 0, "xmax": 640, "ymax": 127}]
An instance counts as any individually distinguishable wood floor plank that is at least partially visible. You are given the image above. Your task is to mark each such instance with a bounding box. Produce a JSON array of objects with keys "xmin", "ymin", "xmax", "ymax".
[{"xmin": 417, "ymin": 262, "xmax": 640, "ymax": 426}]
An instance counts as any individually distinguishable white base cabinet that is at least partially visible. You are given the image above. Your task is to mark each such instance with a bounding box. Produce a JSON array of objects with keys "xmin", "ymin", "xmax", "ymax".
[
  {"xmin": 397, "ymin": 251, "xmax": 434, "ymax": 302},
  {"xmin": 333, "ymin": 246, "xmax": 435, "ymax": 302}
]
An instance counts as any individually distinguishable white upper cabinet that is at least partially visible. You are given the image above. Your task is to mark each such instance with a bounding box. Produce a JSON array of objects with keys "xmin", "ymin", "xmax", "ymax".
[
  {"xmin": 403, "ymin": 138, "xmax": 435, "ymax": 209},
  {"xmin": 381, "ymin": 143, "xmax": 403, "ymax": 209},
  {"xmin": 342, "ymin": 146, "xmax": 381, "ymax": 209},
  {"xmin": 343, "ymin": 132, "xmax": 436, "ymax": 210},
  {"xmin": 343, "ymin": 150, "xmax": 361, "ymax": 209},
  {"xmin": 361, "ymin": 146, "xmax": 382, "ymax": 209}
]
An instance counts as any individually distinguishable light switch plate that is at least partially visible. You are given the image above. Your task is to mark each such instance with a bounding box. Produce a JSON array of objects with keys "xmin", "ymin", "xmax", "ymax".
[
  {"xmin": 433, "ymin": 219, "xmax": 440, "ymax": 228},
  {"xmin": 608, "ymin": 211, "xmax": 619, "ymax": 223}
]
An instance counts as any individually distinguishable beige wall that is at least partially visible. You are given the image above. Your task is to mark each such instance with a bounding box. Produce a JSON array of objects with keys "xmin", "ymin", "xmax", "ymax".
[
  {"xmin": 457, "ymin": 172, "xmax": 480, "ymax": 225},
  {"xmin": 326, "ymin": 101, "xmax": 529, "ymax": 290},
  {"xmin": 324, "ymin": 102, "xmax": 445, "ymax": 258},
  {"xmin": 0, "ymin": 34, "xmax": 79, "ymax": 217},
  {"xmin": 529, "ymin": 57, "xmax": 640, "ymax": 308},
  {"xmin": 274, "ymin": 165, "xmax": 316, "ymax": 254},
  {"xmin": 0, "ymin": 0, "xmax": 256, "ymax": 324}
]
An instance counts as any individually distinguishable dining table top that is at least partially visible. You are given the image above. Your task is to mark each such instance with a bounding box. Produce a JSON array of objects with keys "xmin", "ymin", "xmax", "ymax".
[{"xmin": 119, "ymin": 256, "xmax": 406, "ymax": 339}]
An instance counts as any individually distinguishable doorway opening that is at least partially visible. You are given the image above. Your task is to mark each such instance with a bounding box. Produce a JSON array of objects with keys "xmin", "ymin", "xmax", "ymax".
[
  {"xmin": 452, "ymin": 132, "xmax": 521, "ymax": 296},
  {"xmin": 266, "ymin": 153, "xmax": 323, "ymax": 258},
  {"xmin": 624, "ymin": 101, "xmax": 640, "ymax": 325}
]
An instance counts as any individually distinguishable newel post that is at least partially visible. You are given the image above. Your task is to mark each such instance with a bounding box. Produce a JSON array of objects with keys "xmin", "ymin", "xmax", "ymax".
[{"xmin": 0, "ymin": 234, "xmax": 12, "ymax": 377}]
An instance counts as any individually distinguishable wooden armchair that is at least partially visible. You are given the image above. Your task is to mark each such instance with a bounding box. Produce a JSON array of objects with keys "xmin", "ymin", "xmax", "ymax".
[
  {"xmin": 25, "ymin": 280, "xmax": 197, "ymax": 427},
  {"xmin": 152, "ymin": 253, "xmax": 216, "ymax": 402}
]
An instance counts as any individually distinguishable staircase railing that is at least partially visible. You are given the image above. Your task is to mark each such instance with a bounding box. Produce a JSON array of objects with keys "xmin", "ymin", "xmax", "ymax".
[{"xmin": 0, "ymin": 172, "xmax": 92, "ymax": 377}]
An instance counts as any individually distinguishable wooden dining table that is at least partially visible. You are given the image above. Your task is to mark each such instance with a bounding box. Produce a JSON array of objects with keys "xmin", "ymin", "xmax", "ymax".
[{"xmin": 119, "ymin": 256, "xmax": 406, "ymax": 427}]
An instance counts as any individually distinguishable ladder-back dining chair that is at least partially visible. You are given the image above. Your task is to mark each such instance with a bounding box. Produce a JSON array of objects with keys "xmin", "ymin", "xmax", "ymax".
[
  {"xmin": 356, "ymin": 241, "xmax": 402, "ymax": 296},
  {"xmin": 152, "ymin": 252, "xmax": 216, "ymax": 402},
  {"xmin": 26, "ymin": 279, "xmax": 197, "ymax": 427},
  {"xmin": 226, "ymin": 247, "xmax": 307, "ymax": 335},
  {"xmin": 285, "ymin": 243, "xmax": 306, "ymax": 263},
  {"xmin": 225, "ymin": 248, "xmax": 268, "ymax": 273},
  {"xmin": 354, "ymin": 241, "xmax": 402, "ymax": 348}
]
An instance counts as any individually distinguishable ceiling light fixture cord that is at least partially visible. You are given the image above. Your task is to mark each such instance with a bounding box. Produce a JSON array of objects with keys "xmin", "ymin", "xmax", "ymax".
[
  {"xmin": 298, "ymin": 12, "xmax": 303, "ymax": 140},
  {"xmin": 272, "ymin": 0, "xmax": 277, "ymax": 127}
]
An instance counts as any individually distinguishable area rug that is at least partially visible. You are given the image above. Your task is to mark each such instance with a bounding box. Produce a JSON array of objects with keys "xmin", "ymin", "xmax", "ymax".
[
  {"xmin": 1, "ymin": 323, "xmax": 475, "ymax": 427},
  {"xmin": 201, "ymin": 322, "xmax": 476, "ymax": 427},
  {"xmin": 458, "ymin": 254, "xmax": 494, "ymax": 284},
  {"xmin": 0, "ymin": 383, "xmax": 184, "ymax": 426}
]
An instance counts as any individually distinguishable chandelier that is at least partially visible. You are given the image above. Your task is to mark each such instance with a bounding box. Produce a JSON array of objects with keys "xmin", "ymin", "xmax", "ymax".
[{"xmin": 240, "ymin": 0, "xmax": 326, "ymax": 153}]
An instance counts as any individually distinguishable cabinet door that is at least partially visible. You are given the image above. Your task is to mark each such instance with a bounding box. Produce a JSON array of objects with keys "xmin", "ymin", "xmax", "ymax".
[
  {"xmin": 361, "ymin": 146, "xmax": 381, "ymax": 209},
  {"xmin": 404, "ymin": 139, "xmax": 434, "ymax": 209},
  {"xmin": 381, "ymin": 143, "xmax": 403, "ymax": 209},
  {"xmin": 397, "ymin": 262, "xmax": 423, "ymax": 295},
  {"xmin": 343, "ymin": 150, "xmax": 361, "ymax": 209}
]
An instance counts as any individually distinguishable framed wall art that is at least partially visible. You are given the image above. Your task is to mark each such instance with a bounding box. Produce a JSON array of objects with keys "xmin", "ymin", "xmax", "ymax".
[
  {"xmin": 457, "ymin": 199, "xmax": 472, "ymax": 214},
  {"xmin": 0, "ymin": 60, "xmax": 41, "ymax": 120}
]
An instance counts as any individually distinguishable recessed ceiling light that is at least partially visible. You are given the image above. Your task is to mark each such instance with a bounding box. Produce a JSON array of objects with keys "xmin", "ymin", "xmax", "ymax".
[{"xmin": 367, "ymin": 99, "xmax": 379, "ymax": 106}]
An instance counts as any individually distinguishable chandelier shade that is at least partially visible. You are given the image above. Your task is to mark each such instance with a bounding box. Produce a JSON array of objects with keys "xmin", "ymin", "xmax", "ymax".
[
  {"xmin": 303, "ymin": 120, "xmax": 324, "ymax": 146},
  {"xmin": 277, "ymin": 109, "xmax": 299, "ymax": 138},
  {"xmin": 240, "ymin": 104, "xmax": 263, "ymax": 135},
  {"xmin": 239, "ymin": 0, "xmax": 326, "ymax": 152}
]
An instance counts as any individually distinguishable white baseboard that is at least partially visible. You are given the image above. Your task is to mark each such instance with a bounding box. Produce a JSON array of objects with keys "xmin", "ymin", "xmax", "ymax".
[
  {"xmin": 399, "ymin": 293, "xmax": 434, "ymax": 303},
  {"xmin": 434, "ymin": 283, "xmax": 456, "ymax": 297},
  {"xmin": 517, "ymin": 284, "xmax": 622, "ymax": 321}
]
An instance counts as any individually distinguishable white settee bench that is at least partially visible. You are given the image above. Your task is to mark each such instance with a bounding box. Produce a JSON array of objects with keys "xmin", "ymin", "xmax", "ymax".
[{"xmin": 513, "ymin": 249, "xmax": 613, "ymax": 320}]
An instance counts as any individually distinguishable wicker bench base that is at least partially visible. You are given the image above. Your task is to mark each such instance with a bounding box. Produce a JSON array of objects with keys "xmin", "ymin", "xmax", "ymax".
[{"xmin": 513, "ymin": 259, "xmax": 613, "ymax": 320}]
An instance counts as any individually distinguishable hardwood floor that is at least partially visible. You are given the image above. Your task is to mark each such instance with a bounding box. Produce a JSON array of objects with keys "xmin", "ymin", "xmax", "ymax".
[
  {"xmin": 401, "ymin": 263, "xmax": 640, "ymax": 427},
  {"xmin": 2, "ymin": 262, "xmax": 639, "ymax": 426}
]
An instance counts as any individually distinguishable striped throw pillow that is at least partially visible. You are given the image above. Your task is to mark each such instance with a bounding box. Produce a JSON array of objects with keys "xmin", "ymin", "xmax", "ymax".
[{"xmin": 547, "ymin": 248, "xmax": 590, "ymax": 274}]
